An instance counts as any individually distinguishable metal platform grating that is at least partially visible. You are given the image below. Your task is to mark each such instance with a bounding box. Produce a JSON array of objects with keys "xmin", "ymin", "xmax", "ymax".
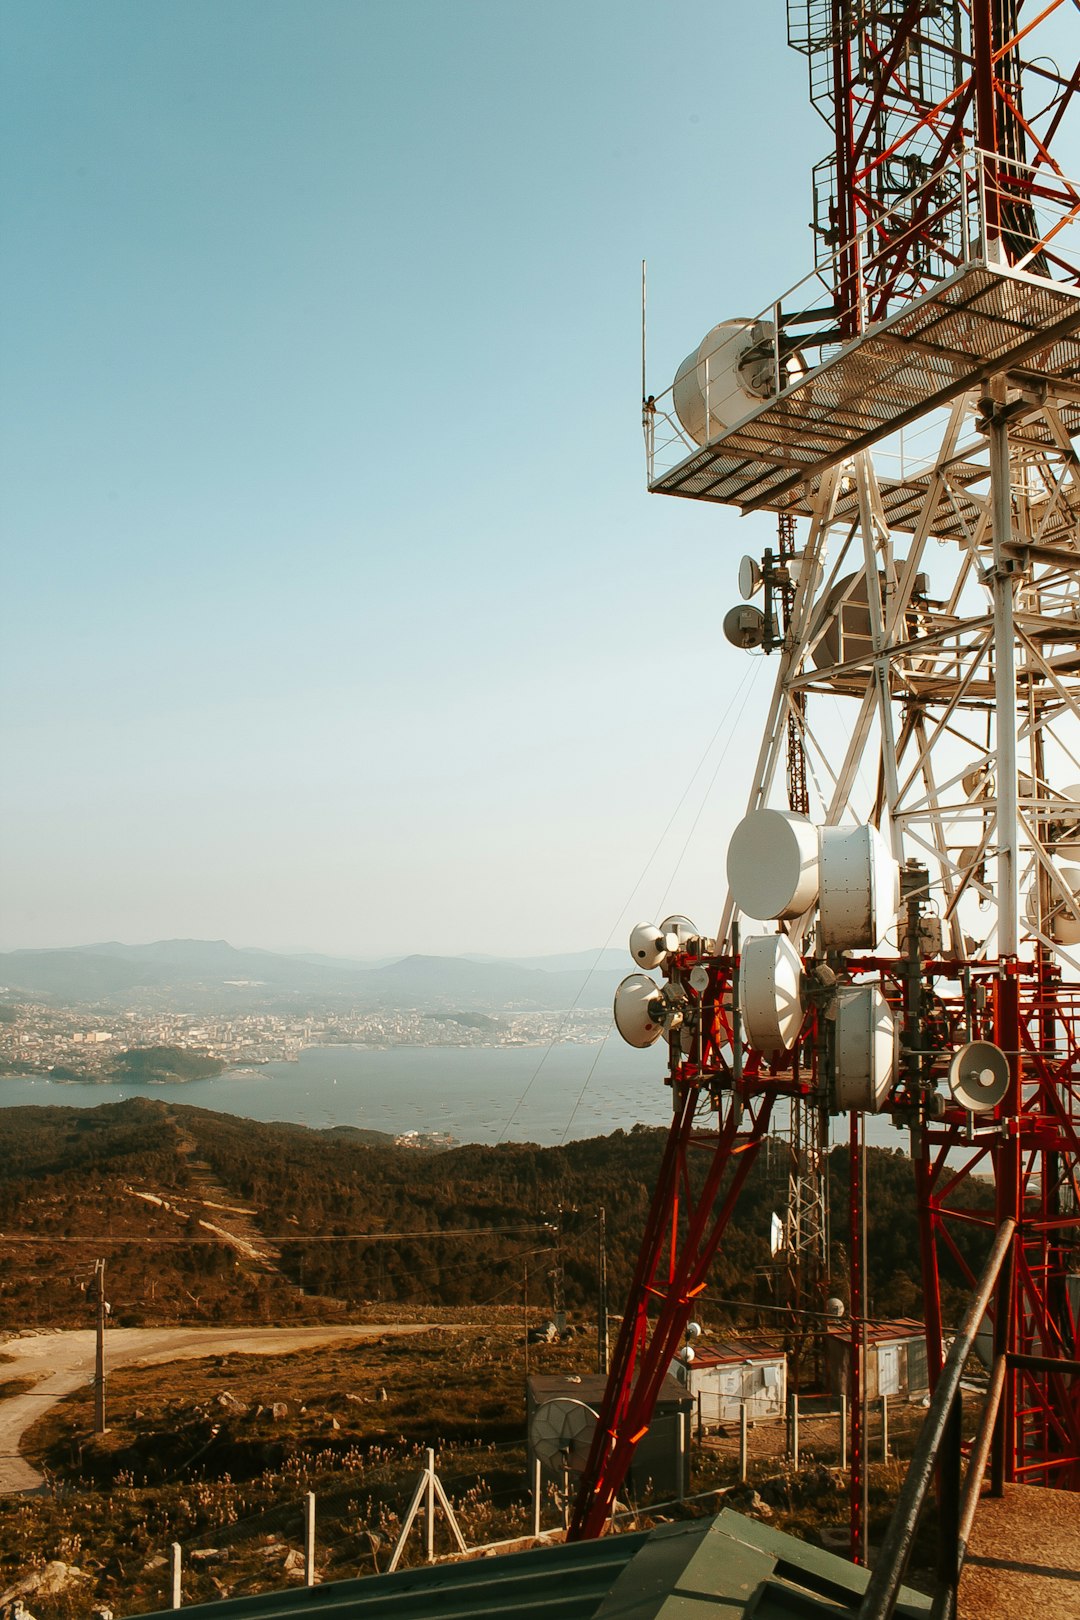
[{"xmin": 650, "ymin": 261, "xmax": 1080, "ymax": 526}]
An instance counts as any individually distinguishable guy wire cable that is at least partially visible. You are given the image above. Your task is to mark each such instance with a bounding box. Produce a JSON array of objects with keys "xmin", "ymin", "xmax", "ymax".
[
  {"xmin": 497, "ymin": 657, "xmax": 761, "ymax": 1145},
  {"xmin": 559, "ymin": 658, "xmax": 762, "ymax": 1146}
]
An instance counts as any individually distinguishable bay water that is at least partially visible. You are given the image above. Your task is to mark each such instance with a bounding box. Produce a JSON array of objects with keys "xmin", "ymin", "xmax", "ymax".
[{"xmin": 0, "ymin": 1039, "xmax": 905, "ymax": 1150}]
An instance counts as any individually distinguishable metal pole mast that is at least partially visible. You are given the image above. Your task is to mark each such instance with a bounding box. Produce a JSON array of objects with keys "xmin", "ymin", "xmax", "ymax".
[{"xmin": 94, "ymin": 1258, "xmax": 107, "ymax": 1437}]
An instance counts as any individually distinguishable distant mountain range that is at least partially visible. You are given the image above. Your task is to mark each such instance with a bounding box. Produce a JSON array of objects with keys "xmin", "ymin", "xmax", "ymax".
[{"xmin": 0, "ymin": 939, "xmax": 628, "ymax": 1012}]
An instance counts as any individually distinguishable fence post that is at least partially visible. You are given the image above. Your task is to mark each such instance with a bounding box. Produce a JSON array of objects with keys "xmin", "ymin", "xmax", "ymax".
[
  {"xmin": 305, "ymin": 1491, "xmax": 316, "ymax": 1587},
  {"xmin": 840, "ymin": 1394, "xmax": 848, "ymax": 1472},
  {"xmin": 790, "ymin": 1393, "xmax": 800, "ymax": 1470},
  {"xmin": 881, "ymin": 1395, "xmax": 890, "ymax": 1461},
  {"xmin": 388, "ymin": 1448, "xmax": 467, "ymax": 1572},
  {"xmin": 677, "ymin": 1410, "xmax": 686, "ymax": 1499},
  {"xmin": 425, "ymin": 1448, "xmax": 436, "ymax": 1561},
  {"xmin": 170, "ymin": 1543, "xmax": 182, "ymax": 1610},
  {"xmin": 531, "ymin": 1453, "xmax": 541, "ymax": 1538},
  {"xmin": 739, "ymin": 1402, "xmax": 748, "ymax": 1484}
]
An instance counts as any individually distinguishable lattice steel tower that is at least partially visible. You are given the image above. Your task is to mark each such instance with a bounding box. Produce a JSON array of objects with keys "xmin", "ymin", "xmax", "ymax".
[{"xmin": 576, "ymin": 1, "xmax": 1080, "ymax": 1551}]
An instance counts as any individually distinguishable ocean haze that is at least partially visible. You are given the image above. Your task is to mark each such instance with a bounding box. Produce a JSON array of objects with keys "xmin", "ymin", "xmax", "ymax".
[{"xmin": 0, "ymin": 938, "xmax": 625, "ymax": 1012}]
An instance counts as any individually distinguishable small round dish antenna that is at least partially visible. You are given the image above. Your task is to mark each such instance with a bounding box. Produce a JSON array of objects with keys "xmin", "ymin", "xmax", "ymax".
[
  {"xmin": 529, "ymin": 1398, "xmax": 598, "ymax": 1474},
  {"xmin": 689, "ymin": 965, "xmax": 710, "ymax": 993},
  {"xmin": 658, "ymin": 915, "xmax": 698, "ymax": 948},
  {"xmin": 738, "ymin": 555, "xmax": 762, "ymax": 600},
  {"xmin": 629, "ymin": 922, "xmax": 667, "ymax": 970},
  {"xmin": 723, "ymin": 604, "xmax": 766, "ymax": 650},
  {"xmin": 614, "ymin": 973, "xmax": 668, "ymax": 1048},
  {"xmin": 947, "ymin": 1042, "xmax": 1010, "ymax": 1113}
]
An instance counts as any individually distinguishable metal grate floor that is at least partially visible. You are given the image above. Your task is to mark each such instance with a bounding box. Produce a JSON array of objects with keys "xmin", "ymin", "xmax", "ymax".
[{"xmin": 650, "ymin": 261, "xmax": 1080, "ymax": 531}]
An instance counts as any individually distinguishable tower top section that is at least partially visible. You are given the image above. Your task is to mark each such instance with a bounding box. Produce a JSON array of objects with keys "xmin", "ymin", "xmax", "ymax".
[
  {"xmin": 646, "ymin": 3, "xmax": 1080, "ymax": 516},
  {"xmin": 787, "ymin": 0, "xmax": 1080, "ymax": 337}
]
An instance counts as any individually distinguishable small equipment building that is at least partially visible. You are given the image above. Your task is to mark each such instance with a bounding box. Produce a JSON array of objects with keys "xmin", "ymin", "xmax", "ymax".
[
  {"xmin": 526, "ymin": 1372, "xmax": 692, "ymax": 1501},
  {"xmin": 826, "ymin": 1317, "xmax": 929, "ymax": 1402},
  {"xmin": 682, "ymin": 1336, "xmax": 787, "ymax": 1426}
]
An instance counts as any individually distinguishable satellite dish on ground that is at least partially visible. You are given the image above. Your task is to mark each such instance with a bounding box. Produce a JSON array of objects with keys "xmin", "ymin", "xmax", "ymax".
[
  {"xmin": 529, "ymin": 1398, "xmax": 598, "ymax": 1474},
  {"xmin": 614, "ymin": 973, "xmax": 668, "ymax": 1048},
  {"xmin": 947, "ymin": 1042, "xmax": 1010, "ymax": 1113},
  {"xmin": 723, "ymin": 604, "xmax": 767, "ymax": 649}
]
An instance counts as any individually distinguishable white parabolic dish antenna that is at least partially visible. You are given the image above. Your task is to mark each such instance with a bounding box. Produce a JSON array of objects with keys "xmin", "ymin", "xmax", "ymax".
[
  {"xmin": 672, "ymin": 320, "xmax": 802, "ymax": 444},
  {"xmin": 614, "ymin": 973, "xmax": 667, "ymax": 1048},
  {"xmin": 727, "ymin": 809, "xmax": 820, "ymax": 921},
  {"xmin": 740, "ymin": 933, "xmax": 804, "ymax": 1053},
  {"xmin": 529, "ymin": 1398, "xmax": 598, "ymax": 1474},
  {"xmin": 947, "ymin": 1041, "xmax": 1010, "ymax": 1113}
]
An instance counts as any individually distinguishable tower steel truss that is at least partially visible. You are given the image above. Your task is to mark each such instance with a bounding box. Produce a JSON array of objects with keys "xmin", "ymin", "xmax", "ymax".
[{"xmin": 573, "ymin": 1, "xmax": 1080, "ymax": 1545}]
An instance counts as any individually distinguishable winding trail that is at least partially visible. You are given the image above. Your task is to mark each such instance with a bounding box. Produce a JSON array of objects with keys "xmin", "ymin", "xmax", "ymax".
[{"xmin": 0, "ymin": 1325, "xmax": 433, "ymax": 1494}]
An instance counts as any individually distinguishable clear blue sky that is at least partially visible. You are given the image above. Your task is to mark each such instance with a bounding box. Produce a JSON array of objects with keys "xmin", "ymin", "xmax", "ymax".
[{"xmin": 0, "ymin": 1, "xmax": 974, "ymax": 958}]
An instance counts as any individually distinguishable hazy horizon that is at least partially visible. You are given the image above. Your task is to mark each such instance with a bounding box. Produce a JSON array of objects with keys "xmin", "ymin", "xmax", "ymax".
[{"xmin": 0, "ymin": 934, "xmax": 627, "ymax": 964}]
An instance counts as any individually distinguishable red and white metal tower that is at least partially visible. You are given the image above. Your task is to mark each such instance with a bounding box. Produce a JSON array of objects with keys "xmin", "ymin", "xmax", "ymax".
[{"xmin": 572, "ymin": 1, "xmax": 1080, "ymax": 1551}]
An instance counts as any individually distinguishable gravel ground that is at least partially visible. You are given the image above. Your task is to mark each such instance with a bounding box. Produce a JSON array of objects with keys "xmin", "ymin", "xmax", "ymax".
[{"xmin": 960, "ymin": 1483, "xmax": 1080, "ymax": 1619}]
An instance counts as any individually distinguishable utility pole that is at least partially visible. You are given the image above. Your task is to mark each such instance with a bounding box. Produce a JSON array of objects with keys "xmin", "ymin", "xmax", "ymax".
[
  {"xmin": 551, "ymin": 1208, "xmax": 566, "ymax": 1335},
  {"xmin": 596, "ymin": 1207, "xmax": 609, "ymax": 1375},
  {"xmin": 94, "ymin": 1258, "xmax": 108, "ymax": 1436}
]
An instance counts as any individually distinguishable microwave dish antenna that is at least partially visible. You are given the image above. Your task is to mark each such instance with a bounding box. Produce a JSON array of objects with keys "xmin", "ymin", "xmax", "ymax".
[
  {"xmin": 613, "ymin": 973, "xmax": 668, "ymax": 1049},
  {"xmin": 629, "ymin": 923, "xmax": 669, "ymax": 970},
  {"xmin": 658, "ymin": 915, "xmax": 699, "ymax": 948},
  {"xmin": 722, "ymin": 605, "xmax": 767, "ymax": 650},
  {"xmin": 947, "ymin": 1042, "xmax": 1010, "ymax": 1114},
  {"xmin": 739, "ymin": 555, "xmax": 763, "ymax": 600},
  {"xmin": 530, "ymin": 1399, "xmax": 598, "ymax": 1475}
]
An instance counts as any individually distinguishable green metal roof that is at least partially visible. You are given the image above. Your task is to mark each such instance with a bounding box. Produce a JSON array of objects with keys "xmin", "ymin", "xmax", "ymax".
[{"xmin": 131, "ymin": 1513, "xmax": 933, "ymax": 1620}]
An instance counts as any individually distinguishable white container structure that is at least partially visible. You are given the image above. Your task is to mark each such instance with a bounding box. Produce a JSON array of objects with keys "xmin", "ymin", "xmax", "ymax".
[{"xmin": 684, "ymin": 1337, "xmax": 787, "ymax": 1424}]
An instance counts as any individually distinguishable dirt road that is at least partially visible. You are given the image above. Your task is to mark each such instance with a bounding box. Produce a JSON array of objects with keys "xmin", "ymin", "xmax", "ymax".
[{"xmin": 0, "ymin": 1325, "xmax": 434, "ymax": 1494}]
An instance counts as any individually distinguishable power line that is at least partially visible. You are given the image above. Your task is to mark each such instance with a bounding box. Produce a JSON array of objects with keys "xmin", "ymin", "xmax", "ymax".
[{"xmin": 0, "ymin": 1223, "xmax": 553, "ymax": 1245}]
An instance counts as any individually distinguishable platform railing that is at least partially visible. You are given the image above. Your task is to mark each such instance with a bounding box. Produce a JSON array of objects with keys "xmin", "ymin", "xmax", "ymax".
[{"xmin": 644, "ymin": 148, "xmax": 1080, "ymax": 488}]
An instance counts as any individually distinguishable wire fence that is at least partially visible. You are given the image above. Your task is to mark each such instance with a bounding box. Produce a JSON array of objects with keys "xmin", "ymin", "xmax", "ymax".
[{"xmin": 122, "ymin": 1393, "xmax": 958, "ymax": 1610}]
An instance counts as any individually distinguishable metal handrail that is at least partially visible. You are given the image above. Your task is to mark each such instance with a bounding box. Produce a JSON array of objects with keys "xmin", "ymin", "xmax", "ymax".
[{"xmin": 857, "ymin": 1216, "xmax": 1016, "ymax": 1620}]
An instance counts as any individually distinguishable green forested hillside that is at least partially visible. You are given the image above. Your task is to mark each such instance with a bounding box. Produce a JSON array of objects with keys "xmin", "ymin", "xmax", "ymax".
[{"xmin": 0, "ymin": 1098, "xmax": 991, "ymax": 1332}]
